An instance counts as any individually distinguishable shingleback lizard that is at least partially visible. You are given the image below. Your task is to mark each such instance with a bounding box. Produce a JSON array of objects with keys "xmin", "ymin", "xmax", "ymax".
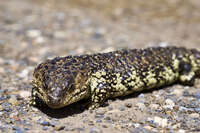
[{"xmin": 31, "ymin": 46, "xmax": 200, "ymax": 109}]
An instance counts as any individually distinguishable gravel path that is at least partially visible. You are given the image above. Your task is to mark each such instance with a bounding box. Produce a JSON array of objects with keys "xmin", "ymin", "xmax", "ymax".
[{"xmin": 0, "ymin": 0, "xmax": 200, "ymax": 132}]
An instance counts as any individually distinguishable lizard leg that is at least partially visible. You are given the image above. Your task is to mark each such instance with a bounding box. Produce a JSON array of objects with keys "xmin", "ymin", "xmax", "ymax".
[
  {"xmin": 89, "ymin": 81, "xmax": 110, "ymax": 109},
  {"xmin": 179, "ymin": 61, "xmax": 196, "ymax": 85},
  {"xmin": 179, "ymin": 71, "xmax": 195, "ymax": 85}
]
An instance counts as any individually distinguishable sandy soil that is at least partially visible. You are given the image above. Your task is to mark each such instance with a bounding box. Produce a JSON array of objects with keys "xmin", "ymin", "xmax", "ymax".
[{"xmin": 0, "ymin": 0, "xmax": 200, "ymax": 132}]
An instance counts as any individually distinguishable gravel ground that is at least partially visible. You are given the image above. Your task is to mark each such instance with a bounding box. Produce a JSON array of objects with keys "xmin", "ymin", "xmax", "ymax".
[{"xmin": 0, "ymin": 0, "xmax": 200, "ymax": 132}]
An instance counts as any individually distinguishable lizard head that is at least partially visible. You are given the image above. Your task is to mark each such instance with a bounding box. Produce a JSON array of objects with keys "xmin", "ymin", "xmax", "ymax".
[{"xmin": 31, "ymin": 57, "xmax": 89, "ymax": 109}]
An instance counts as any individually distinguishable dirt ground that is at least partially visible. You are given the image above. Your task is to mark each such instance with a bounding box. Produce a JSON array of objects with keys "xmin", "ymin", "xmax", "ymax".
[{"xmin": 0, "ymin": 0, "xmax": 200, "ymax": 132}]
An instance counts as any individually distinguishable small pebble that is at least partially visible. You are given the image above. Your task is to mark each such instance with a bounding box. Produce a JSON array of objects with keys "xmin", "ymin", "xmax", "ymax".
[
  {"xmin": 13, "ymin": 126, "xmax": 24, "ymax": 133},
  {"xmin": 0, "ymin": 112, "xmax": 3, "ymax": 117},
  {"xmin": 108, "ymin": 106, "xmax": 113, "ymax": 110},
  {"xmin": 194, "ymin": 92, "xmax": 200, "ymax": 99},
  {"xmin": 102, "ymin": 125, "xmax": 108, "ymax": 128},
  {"xmin": 1, "ymin": 102, "xmax": 11, "ymax": 108},
  {"xmin": 1, "ymin": 102, "xmax": 11, "ymax": 112},
  {"xmin": 95, "ymin": 109, "xmax": 106, "ymax": 115},
  {"xmin": 129, "ymin": 127, "xmax": 152, "ymax": 133},
  {"xmin": 75, "ymin": 127, "xmax": 85, "ymax": 131},
  {"xmin": 179, "ymin": 106, "xmax": 188, "ymax": 112},
  {"xmin": 165, "ymin": 99, "xmax": 175, "ymax": 105},
  {"xmin": 183, "ymin": 91, "xmax": 190, "ymax": 97},
  {"xmin": 194, "ymin": 108, "xmax": 200, "ymax": 113},
  {"xmin": 144, "ymin": 125, "xmax": 153, "ymax": 130},
  {"xmin": 88, "ymin": 121, "xmax": 94, "ymax": 126},
  {"xmin": 96, "ymin": 119, "xmax": 102, "ymax": 123},
  {"xmin": 0, "ymin": 96, "xmax": 7, "ymax": 101},
  {"xmin": 154, "ymin": 116, "xmax": 168, "ymax": 128},
  {"xmin": 40, "ymin": 121, "xmax": 50, "ymax": 126},
  {"xmin": 92, "ymin": 32, "xmax": 103, "ymax": 39},
  {"xmin": 101, "ymin": 47, "xmax": 115, "ymax": 53},
  {"xmin": 189, "ymin": 113, "xmax": 199, "ymax": 118},
  {"xmin": 124, "ymin": 102, "xmax": 132, "ymax": 108},
  {"xmin": 54, "ymin": 125, "xmax": 65, "ymax": 131},
  {"xmin": 8, "ymin": 95, "xmax": 19, "ymax": 105},
  {"xmin": 149, "ymin": 104, "xmax": 159, "ymax": 110},
  {"xmin": 104, "ymin": 116, "xmax": 111, "ymax": 121},
  {"xmin": 26, "ymin": 29, "xmax": 41, "ymax": 38},
  {"xmin": 172, "ymin": 123, "xmax": 181, "ymax": 129},
  {"xmin": 173, "ymin": 89, "xmax": 184, "ymax": 96},
  {"xmin": 159, "ymin": 42, "xmax": 169, "ymax": 47},
  {"xmin": 19, "ymin": 91, "xmax": 31, "ymax": 99},
  {"xmin": 138, "ymin": 93, "xmax": 145, "ymax": 98},
  {"xmin": 65, "ymin": 127, "xmax": 74, "ymax": 131},
  {"xmin": 90, "ymin": 127, "xmax": 102, "ymax": 133},
  {"xmin": 95, "ymin": 114, "xmax": 104, "ymax": 119},
  {"xmin": 0, "ymin": 57, "xmax": 4, "ymax": 64},
  {"xmin": 178, "ymin": 129, "xmax": 185, "ymax": 133},
  {"xmin": 10, "ymin": 112, "xmax": 19, "ymax": 118},
  {"xmin": 134, "ymin": 123, "xmax": 140, "ymax": 128},
  {"xmin": 136, "ymin": 102, "xmax": 146, "ymax": 110},
  {"xmin": 14, "ymin": 129, "xmax": 24, "ymax": 133},
  {"xmin": 118, "ymin": 106, "xmax": 125, "ymax": 111},
  {"xmin": 4, "ymin": 15, "xmax": 16, "ymax": 24},
  {"xmin": 92, "ymin": 28, "xmax": 106, "ymax": 40},
  {"xmin": 49, "ymin": 120, "xmax": 59, "ymax": 127},
  {"xmin": 42, "ymin": 126, "xmax": 48, "ymax": 131},
  {"xmin": 164, "ymin": 99, "xmax": 175, "ymax": 110},
  {"xmin": 18, "ymin": 69, "xmax": 29, "ymax": 80},
  {"xmin": 13, "ymin": 126, "xmax": 20, "ymax": 130},
  {"xmin": 24, "ymin": 128, "xmax": 29, "ymax": 131},
  {"xmin": 53, "ymin": 31, "xmax": 67, "ymax": 39},
  {"xmin": 35, "ymin": 36, "xmax": 45, "ymax": 44},
  {"xmin": 0, "ymin": 67, "xmax": 4, "ymax": 73}
]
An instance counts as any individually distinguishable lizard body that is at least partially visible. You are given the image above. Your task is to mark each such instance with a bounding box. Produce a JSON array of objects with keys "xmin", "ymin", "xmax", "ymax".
[{"xmin": 31, "ymin": 47, "xmax": 200, "ymax": 109}]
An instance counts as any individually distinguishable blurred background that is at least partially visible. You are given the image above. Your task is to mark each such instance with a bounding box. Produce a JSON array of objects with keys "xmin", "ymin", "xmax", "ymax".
[
  {"xmin": 0, "ymin": 0, "xmax": 200, "ymax": 79},
  {"xmin": 1, "ymin": 0, "xmax": 200, "ymax": 62},
  {"xmin": 0, "ymin": 1, "xmax": 200, "ymax": 132}
]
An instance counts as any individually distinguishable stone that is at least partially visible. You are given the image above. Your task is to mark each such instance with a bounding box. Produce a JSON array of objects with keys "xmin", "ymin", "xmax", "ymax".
[
  {"xmin": 26, "ymin": 29, "xmax": 41, "ymax": 38},
  {"xmin": 54, "ymin": 125, "xmax": 65, "ymax": 131},
  {"xmin": 154, "ymin": 116, "xmax": 168, "ymax": 128},
  {"xmin": 136, "ymin": 102, "xmax": 146, "ymax": 110},
  {"xmin": 189, "ymin": 113, "xmax": 199, "ymax": 118},
  {"xmin": 19, "ymin": 91, "xmax": 31, "ymax": 99},
  {"xmin": 90, "ymin": 127, "xmax": 102, "ymax": 133},
  {"xmin": 164, "ymin": 99, "xmax": 175, "ymax": 110},
  {"xmin": 149, "ymin": 104, "xmax": 159, "ymax": 110}
]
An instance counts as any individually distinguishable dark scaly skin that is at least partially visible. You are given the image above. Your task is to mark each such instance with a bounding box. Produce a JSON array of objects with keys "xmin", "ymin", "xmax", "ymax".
[{"xmin": 31, "ymin": 47, "xmax": 200, "ymax": 109}]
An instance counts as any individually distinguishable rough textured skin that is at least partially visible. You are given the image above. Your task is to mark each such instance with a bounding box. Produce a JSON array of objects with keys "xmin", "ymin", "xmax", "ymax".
[{"xmin": 31, "ymin": 47, "xmax": 200, "ymax": 109}]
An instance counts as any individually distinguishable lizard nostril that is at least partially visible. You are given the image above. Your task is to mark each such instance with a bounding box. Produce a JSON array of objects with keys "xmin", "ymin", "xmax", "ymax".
[{"xmin": 48, "ymin": 94, "xmax": 62, "ymax": 106}]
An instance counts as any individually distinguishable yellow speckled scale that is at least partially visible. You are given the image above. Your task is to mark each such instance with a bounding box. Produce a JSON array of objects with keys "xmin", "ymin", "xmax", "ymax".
[{"xmin": 31, "ymin": 46, "xmax": 200, "ymax": 109}]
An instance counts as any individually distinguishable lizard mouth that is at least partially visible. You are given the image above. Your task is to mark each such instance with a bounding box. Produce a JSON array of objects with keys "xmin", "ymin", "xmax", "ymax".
[
  {"xmin": 31, "ymin": 86, "xmax": 65, "ymax": 109},
  {"xmin": 31, "ymin": 84, "xmax": 66, "ymax": 109},
  {"xmin": 31, "ymin": 80, "xmax": 48, "ymax": 107},
  {"xmin": 45, "ymin": 93, "xmax": 64, "ymax": 109},
  {"xmin": 30, "ymin": 86, "xmax": 44, "ymax": 106}
]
